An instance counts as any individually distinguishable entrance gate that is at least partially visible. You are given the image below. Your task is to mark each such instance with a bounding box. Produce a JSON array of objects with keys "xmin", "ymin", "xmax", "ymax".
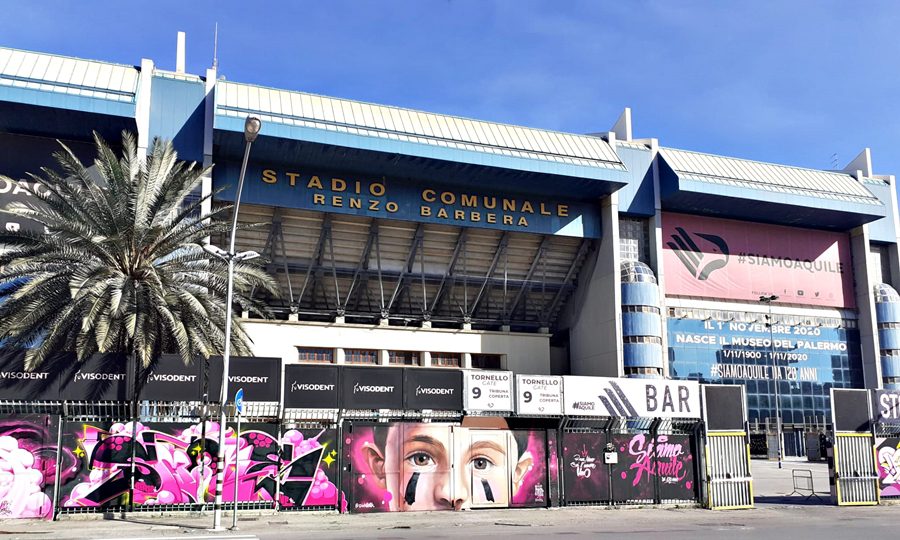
[
  {"xmin": 828, "ymin": 389, "xmax": 879, "ymax": 506},
  {"xmin": 702, "ymin": 385, "xmax": 753, "ymax": 509}
]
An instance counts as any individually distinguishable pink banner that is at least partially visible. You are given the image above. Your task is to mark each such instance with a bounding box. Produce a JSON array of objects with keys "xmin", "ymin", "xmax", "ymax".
[{"xmin": 662, "ymin": 213, "xmax": 855, "ymax": 308}]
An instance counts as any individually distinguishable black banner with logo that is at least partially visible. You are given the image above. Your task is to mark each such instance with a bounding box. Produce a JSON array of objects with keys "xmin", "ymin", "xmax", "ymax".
[
  {"xmin": 874, "ymin": 390, "xmax": 900, "ymax": 425},
  {"xmin": 207, "ymin": 356, "xmax": 282, "ymax": 403},
  {"xmin": 284, "ymin": 364, "xmax": 339, "ymax": 409},
  {"xmin": 341, "ymin": 367, "xmax": 403, "ymax": 409},
  {"xmin": 0, "ymin": 349, "xmax": 67, "ymax": 401},
  {"xmin": 403, "ymin": 368, "xmax": 463, "ymax": 410},
  {"xmin": 59, "ymin": 353, "xmax": 130, "ymax": 401},
  {"xmin": 139, "ymin": 354, "xmax": 202, "ymax": 402}
]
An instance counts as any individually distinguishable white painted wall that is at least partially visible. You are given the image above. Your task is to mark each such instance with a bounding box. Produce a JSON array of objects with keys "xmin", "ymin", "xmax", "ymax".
[{"xmin": 241, "ymin": 320, "xmax": 552, "ymax": 374}]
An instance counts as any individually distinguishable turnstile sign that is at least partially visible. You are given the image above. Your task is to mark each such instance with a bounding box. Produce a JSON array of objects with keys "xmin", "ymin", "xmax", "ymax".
[
  {"xmin": 875, "ymin": 390, "xmax": 900, "ymax": 424},
  {"xmin": 464, "ymin": 370, "xmax": 513, "ymax": 412},
  {"xmin": 515, "ymin": 375, "xmax": 563, "ymax": 415},
  {"xmin": 563, "ymin": 376, "xmax": 701, "ymax": 418}
]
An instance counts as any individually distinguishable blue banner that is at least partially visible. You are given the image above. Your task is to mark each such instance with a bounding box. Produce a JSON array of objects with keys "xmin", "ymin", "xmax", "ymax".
[{"xmin": 213, "ymin": 162, "xmax": 601, "ymax": 238}]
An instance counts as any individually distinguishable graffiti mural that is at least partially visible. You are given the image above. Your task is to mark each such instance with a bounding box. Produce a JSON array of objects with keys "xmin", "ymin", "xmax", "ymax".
[
  {"xmin": 562, "ymin": 432, "xmax": 609, "ymax": 503},
  {"xmin": 562, "ymin": 432, "xmax": 697, "ymax": 504},
  {"xmin": 345, "ymin": 423, "xmax": 546, "ymax": 513},
  {"xmin": 0, "ymin": 415, "xmax": 73, "ymax": 519},
  {"xmin": 59, "ymin": 422, "xmax": 341, "ymax": 509},
  {"xmin": 876, "ymin": 437, "xmax": 900, "ymax": 498}
]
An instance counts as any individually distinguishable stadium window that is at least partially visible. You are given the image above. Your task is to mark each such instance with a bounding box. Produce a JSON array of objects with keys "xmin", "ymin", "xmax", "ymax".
[
  {"xmin": 471, "ymin": 354, "xmax": 502, "ymax": 370},
  {"xmin": 345, "ymin": 349, "xmax": 379, "ymax": 365},
  {"xmin": 388, "ymin": 350, "xmax": 420, "ymax": 366},
  {"xmin": 296, "ymin": 347, "xmax": 334, "ymax": 363},
  {"xmin": 430, "ymin": 352, "xmax": 461, "ymax": 368}
]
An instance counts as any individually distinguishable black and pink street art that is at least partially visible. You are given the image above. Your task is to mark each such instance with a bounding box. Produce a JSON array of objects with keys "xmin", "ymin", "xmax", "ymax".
[
  {"xmin": 345, "ymin": 423, "xmax": 547, "ymax": 512},
  {"xmin": 58, "ymin": 422, "xmax": 341, "ymax": 510},
  {"xmin": 563, "ymin": 432, "xmax": 696, "ymax": 503},
  {"xmin": 876, "ymin": 437, "xmax": 900, "ymax": 498}
]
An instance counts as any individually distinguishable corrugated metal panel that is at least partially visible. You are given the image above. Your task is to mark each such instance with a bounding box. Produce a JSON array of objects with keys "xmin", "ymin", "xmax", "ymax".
[
  {"xmin": 0, "ymin": 47, "xmax": 138, "ymax": 102},
  {"xmin": 216, "ymin": 81, "xmax": 624, "ymax": 171},
  {"xmin": 660, "ymin": 147, "xmax": 880, "ymax": 205}
]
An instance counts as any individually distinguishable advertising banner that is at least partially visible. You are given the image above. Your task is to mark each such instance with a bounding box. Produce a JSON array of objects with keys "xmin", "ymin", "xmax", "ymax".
[
  {"xmin": 463, "ymin": 370, "xmax": 513, "ymax": 413},
  {"xmin": 341, "ymin": 367, "xmax": 403, "ymax": 409},
  {"xmin": 662, "ymin": 213, "xmax": 854, "ymax": 308},
  {"xmin": 58, "ymin": 354, "xmax": 129, "ymax": 401},
  {"xmin": 874, "ymin": 390, "xmax": 900, "ymax": 425},
  {"xmin": 0, "ymin": 350, "xmax": 64, "ymax": 401},
  {"xmin": 515, "ymin": 374, "xmax": 563, "ymax": 416},
  {"xmin": 214, "ymin": 164, "xmax": 601, "ymax": 238},
  {"xmin": 283, "ymin": 364, "xmax": 339, "ymax": 409},
  {"xmin": 562, "ymin": 376, "xmax": 701, "ymax": 419},
  {"xmin": 207, "ymin": 356, "xmax": 282, "ymax": 403},
  {"xmin": 139, "ymin": 354, "xmax": 202, "ymax": 402},
  {"xmin": 403, "ymin": 368, "xmax": 463, "ymax": 410}
]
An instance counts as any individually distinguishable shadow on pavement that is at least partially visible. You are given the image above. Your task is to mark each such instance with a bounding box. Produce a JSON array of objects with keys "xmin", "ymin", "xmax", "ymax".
[{"xmin": 754, "ymin": 495, "xmax": 830, "ymax": 506}]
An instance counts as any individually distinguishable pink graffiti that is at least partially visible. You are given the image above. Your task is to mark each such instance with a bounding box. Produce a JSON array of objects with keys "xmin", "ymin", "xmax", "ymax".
[
  {"xmin": 63, "ymin": 422, "xmax": 340, "ymax": 509},
  {"xmin": 0, "ymin": 435, "xmax": 53, "ymax": 518},
  {"xmin": 627, "ymin": 434, "xmax": 687, "ymax": 486}
]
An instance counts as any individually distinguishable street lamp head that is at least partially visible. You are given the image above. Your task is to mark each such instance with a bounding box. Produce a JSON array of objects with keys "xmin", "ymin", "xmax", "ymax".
[
  {"xmin": 234, "ymin": 250, "xmax": 260, "ymax": 262},
  {"xmin": 244, "ymin": 117, "xmax": 262, "ymax": 143},
  {"xmin": 202, "ymin": 243, "xmax": 228, "ymax": 259}
]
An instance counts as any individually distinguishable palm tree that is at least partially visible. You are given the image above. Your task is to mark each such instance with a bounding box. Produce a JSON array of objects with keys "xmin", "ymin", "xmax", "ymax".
[{"xmin": 0, "ymin": 132, "xmax": 278, "ymax": 371}]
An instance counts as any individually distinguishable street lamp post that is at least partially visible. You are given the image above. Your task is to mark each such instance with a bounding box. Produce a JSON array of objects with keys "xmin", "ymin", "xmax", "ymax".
[
  {"xmin": 209, "ymin": 117, "xmax": 261, "ymax": 531},
  {"xmin": 759, "ymin": 294, "xmax": 784, "ymax": 470}
]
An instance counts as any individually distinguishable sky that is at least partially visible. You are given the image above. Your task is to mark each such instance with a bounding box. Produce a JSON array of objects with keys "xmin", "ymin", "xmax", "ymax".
[{"xmin": 2, "ymin": 0, "xmax": 900, "ymax": 177}]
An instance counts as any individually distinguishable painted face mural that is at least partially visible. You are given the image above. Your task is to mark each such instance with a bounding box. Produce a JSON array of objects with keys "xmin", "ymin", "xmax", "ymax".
[
  {"xmin": 876, "ymin": 438, "xmax": 900, "ymax": 498},
  {"xmin": 59, "ymin": 422, "xmax": 342, "ymax": 510},
  {"xmin": 0, "ymin": 416, "xmax": 74, "ymax": 519},
  {"xmin": 348, "ymin": 423, "xmax": 545, "ymax": 512}
]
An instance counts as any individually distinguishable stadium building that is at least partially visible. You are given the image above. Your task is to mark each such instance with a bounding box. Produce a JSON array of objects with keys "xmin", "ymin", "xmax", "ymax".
[{"xmin": 1, "ymin": 41, "xmax": 899, "ymax": 460}]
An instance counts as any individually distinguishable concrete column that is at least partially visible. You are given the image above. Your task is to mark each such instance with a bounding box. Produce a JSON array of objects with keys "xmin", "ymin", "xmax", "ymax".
[
  {"xmin": 378, "ymin": 350, "xmax": 390, "ymax": 366},
  {"xmin": 422, "ymin": 351, "xmax": 432, "ymax": 368},
  {"xmin": 134, "ymin": 58, "xmax": 154, "ymax": 160},
  {"xmin": 335, "ymin": 348, "xmax": 346, "ymax": 365},
  {"xmin": 463, "ymin": 353, "xmax": 473, "ymax": 369},
  {"xmin": 646, "ymin": 138, "xmax": 670, "ymax": 377},
  {"xmin": 851, "ymin": 224, "xmax": 882, "ymax": 388},
  {"xmin": 565, "ymin": 193, "xmax": 623, "ymax": 377}
]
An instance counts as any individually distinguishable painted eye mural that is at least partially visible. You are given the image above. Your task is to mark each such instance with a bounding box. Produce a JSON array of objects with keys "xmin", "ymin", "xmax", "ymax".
[{"xmin": 346, "ymin": 423, "xmax": 547, "ymax": 513}]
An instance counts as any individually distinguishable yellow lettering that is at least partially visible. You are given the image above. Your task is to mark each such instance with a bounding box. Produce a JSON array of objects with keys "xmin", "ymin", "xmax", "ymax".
[
  {"xmin": 521, "ymin": 201, "xmax": 534, "ymax": 214},
  {"xmin": 483, "ymin": 196, "xmax": 497, "ymax": 209},
  {"xmin": 503, "ymin": 215, "xmax": 513, "ymax": 225},
  {"xmin": 437, "ymin": 208, "xmax": 448, "ymax": 219},
  {"xmin": 518, "ymin": 216, "xmax": 528, "ymax": 227},
  {"xmin": 539, "ymin": 202, "xmax": 551, "ymax": 216},
  {"xmin": 262, "ymin": 169, "xmax": 278, "ymax": 184},
  {"xmin": 487, "ymin": 213, "xmax": 496, "ymax": 224},
  {"xmin": 470, "ymin": 211, "xmax": 480, "ymax": 222},
  {"xmin": 441, "ymin": 192, "xmax": 457, "ymax": 205},
  {"xmin": 354, "ymin": 180, "xmax": 362, "ymax": 194},
  {"xmin": 558, "ymin": 204, "xmax": 568, "ymax": 217},
  {"xmin": 461, "ymin": 194, "xmax": 477, "ymax": 207},
  {"xmin": 332, "ymin": 195, "xmax": 343, "ymax": 206},
  {"xmin": 313, "ymin": 194, "xmax": 325, "ymax": 205},
  {"xmin": 307, "ymin": 176, "xmax": 324, "ymax": 189},
  {"xmin": 349, "ymin": 198, "xmax": 362, "ymax": 209},
  {"xmin": 503, "ymin": 199, "xmax": 516, "ymax": 212},
  {"xmin": 369, "ymin": 200, "xmax": 380, "ymax": 211},
  {"xmin": 370, "ymin": 182, "xmax": 386, "ymax": 196},
  {"xmin": 385, "ymin": 201, "xmax": 399, "ymax": 213},
  {"xmin": 332, "ymin": 178, "xmax": 346, "ymax": 191},
  {"xmin": 286, "ymin": 172, "xmax": 300, "ymax": 186},
  {"xmin": 422, "ymin": 189, "xmax": 436, "ymax": 202},
  {"xmin": 421, "ymin": 206, "xmax": 432, "ymax": 217},
  {"xmin": 454, "ymin": 210, "xmax": 465, "ymax": 220}
]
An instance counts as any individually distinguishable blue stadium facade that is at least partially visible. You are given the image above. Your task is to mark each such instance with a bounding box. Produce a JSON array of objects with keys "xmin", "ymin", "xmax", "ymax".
[{"xmin": 1, "ymin": 45, "xmax": 899, "ymax": 450}]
